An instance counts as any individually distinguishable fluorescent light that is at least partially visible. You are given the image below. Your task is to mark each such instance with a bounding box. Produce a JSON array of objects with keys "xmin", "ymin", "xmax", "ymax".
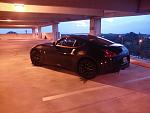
[
  {"xmin": 14, "ymin": 4, "xmax": 24, "ymax": 12},
  {"xmin": 6, "ymin": 19, "xmax": 12, "ymax": 22},
  {"xmin": 0, "ymin": 19, "xmax": 12, "ymax": 22}
]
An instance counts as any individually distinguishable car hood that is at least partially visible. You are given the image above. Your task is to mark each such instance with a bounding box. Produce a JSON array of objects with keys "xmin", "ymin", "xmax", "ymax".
[{"xmin": 36, "ymin": 42, "xmax": 53, "ymax": 47}]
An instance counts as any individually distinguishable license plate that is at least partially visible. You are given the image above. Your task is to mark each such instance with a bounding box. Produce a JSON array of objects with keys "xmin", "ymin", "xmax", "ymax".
[{"xmin": 123, "ymin": 57, "xmax": 128, "ymax": 63}]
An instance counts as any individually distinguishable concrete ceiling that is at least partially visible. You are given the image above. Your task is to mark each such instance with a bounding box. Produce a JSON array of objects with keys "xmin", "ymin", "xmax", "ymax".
[{"xmin": 0, "ymin": 0, "xmax": 150, "ymax": 28}]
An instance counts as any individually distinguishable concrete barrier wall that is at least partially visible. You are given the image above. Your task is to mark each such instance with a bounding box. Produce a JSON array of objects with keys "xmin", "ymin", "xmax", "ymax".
[
  {"xmin": 0, "ymin": 33, "xmax": 53, "ymax": 41},
  {"xmin": 0, "ymin": 34, "xmax": 34, "ymax": 39}
]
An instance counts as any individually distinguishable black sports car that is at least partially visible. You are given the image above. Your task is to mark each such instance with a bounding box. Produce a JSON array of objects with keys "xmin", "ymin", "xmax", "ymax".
[{"xmin": 30, "ymin": 35, "xmax": 130, "ymax": 79}]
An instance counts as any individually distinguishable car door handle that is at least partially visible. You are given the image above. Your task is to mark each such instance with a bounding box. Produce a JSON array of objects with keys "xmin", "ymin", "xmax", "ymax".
[
  {"xmin": 63, "ymin": 52, "xmax": 72, "ymax": 55},
  {"xmin": 57, "ymin": 52, "xmax": 68, "ymax": 55},
  {"xmin": 63, "ymin": 49, "xmax": 76, "ymax": 55}
]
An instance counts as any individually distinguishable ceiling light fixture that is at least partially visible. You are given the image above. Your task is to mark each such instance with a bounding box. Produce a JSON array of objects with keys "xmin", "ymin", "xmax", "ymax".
[
  {"xmin": 14, "ymin": 4, "xmax": 24, "ymax": 12},
  {"xmin": 0, "ymin": 19, "xmax": 12, "ymax": 22},
  {"xmin": 6, "ymin": 19, "xmax": 12, "ymax": 22}
]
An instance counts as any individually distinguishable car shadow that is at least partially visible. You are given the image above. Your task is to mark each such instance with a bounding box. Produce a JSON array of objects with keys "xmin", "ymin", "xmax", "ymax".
[
  {"xmin": 42, "ymin": 65, "xmax": 79, "ymax": 77},
  {"xmin": 42, "ymin": 64, "xmax": 150, "ymax": 95},
  {"xmin": 43, "ymin": 65, "xmax": 94, "ymax": 83},
  {"xmin": 42, "ymin": 65, "xmax": 107, "ymax": 83},
  {"xmin": 91, "ymin": 65, "xmax": 150, "ymax": 95}
]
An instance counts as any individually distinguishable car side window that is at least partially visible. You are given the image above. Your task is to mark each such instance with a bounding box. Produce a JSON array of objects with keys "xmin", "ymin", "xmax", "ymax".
[
  {"xmin": 56, "ymin": 38, "xmax": 77, "ymax": 47},
  {"xmin": 56, "ymin": 38, "xmax": 67, "ymax": 46},
  {"xmin": 74, "ymin": 39, "xmax": 85, "ymax": 47}
]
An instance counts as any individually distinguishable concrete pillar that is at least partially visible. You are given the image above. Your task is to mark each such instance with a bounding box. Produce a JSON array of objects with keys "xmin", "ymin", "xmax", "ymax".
[
  {"xmin": 32, "ymin": 27, "xmax": 36, "ymax": 38},
  {"xmin": 89, "ymin": 17, "xmax": 101, "ymax": 36},
  {"xmin": 38, "ymin": 26, "xmax": 42, "ymax": 39},
  {"xmin": 52, "ymin": 23, "xmax": 59, "ymax": 41}
]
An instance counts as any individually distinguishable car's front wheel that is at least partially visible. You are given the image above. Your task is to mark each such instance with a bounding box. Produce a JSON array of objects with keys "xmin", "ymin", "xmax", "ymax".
[
  {"xmin": 78, "ymin": 59, "xmax": 97, "ymax": 79},
  {"xmin": 30, "ymin": 50, "xmax": 42, "ymax": 66}
]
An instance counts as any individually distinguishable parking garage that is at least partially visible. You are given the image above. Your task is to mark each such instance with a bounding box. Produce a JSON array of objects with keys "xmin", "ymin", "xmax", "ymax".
[{"xmin": 0, "ymin": 0, "xmax": 150, "ymax": 113}]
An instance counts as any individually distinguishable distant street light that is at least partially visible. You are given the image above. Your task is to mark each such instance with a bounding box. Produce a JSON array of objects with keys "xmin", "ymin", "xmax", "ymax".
[
  {"xmin": 139, "ymin": 39, "xmax": 143, "ymax": 44},
  {"xmin": 138, "ymin": 39, "xmax": 143, "ymax": 50},
  {"xmin": 138, "ymin": 39, "xmax": 143, "ymax": 59},
  {"xmin": 119, "ymin": 35, "xmax": 123, "ymax": 44}
]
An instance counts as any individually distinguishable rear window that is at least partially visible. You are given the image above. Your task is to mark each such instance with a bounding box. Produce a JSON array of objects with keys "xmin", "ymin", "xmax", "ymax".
[
  {"xmin": 74, "ymin": 39, "xmax": 86, "ymax": 47},
  {"xmin": 88, "ymin": 35, "xmax": 114, "ymax": 46},
  {"xmin": 97, "ymin": 37, "xmax": 114, "ymax": 45}
]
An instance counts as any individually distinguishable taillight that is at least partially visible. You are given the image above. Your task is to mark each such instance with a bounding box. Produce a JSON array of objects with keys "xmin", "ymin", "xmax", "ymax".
[{"xmin": 103, "ymin": 49, "xmax": 117, "ymax": 58}]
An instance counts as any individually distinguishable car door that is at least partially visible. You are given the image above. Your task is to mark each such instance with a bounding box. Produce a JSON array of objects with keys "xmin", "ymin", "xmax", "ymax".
[
  {"xmin": 42, "ymin": 43, "xmax": 60, "ymax": 65},
  {"xmin": 55, "ymin": 37, "xmax": 77, "ymax": 68}
]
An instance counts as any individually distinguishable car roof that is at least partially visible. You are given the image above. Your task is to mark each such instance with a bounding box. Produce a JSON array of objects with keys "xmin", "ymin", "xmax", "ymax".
[
  {"xmin": 61, "ymin": 34, "xmax": 114, "ymax": 46},
  {"xmin": 61, "ymin": 34, "xmax": 97, "ymax": 41}
]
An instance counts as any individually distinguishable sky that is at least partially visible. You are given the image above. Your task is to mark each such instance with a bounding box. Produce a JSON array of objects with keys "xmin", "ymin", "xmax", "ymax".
[{"xmin": 0, "ymin": 15, "xmax": 150, "ymax": 34}]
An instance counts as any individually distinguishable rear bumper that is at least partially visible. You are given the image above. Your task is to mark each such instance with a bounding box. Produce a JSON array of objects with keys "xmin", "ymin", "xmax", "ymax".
[
  {"xmin": 113, "ymin": 54, "xmax": 130, "ymax": 69},
  {"xmin": 98, "ymin": 55, "xmax": 130, "ymax": 73}
]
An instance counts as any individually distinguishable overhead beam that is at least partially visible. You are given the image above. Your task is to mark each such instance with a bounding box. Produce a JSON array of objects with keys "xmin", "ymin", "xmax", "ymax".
[
  {"xmin": 0, "ymin": 21, "xmax": 51, "ymax": 25},
  {"xmin": 0, "ymin": 11, "xmax": 88, "ymax": 23},
  {"xmin": 139, "ymin": 0, "xmax": 150, "ymax": 12},
  {"xmin": 103, "ymin": 10, "xmax": 136, "ymax": 17},
  {"xmin": 0, "ymin": 0, "xmax": 149, "ymax": 29},
  {"xmin": 0, "ymin": 19, "xmax": 51, "ymax": 23},
  {"xmin": 0, "ymin": 0, "xmax": 138, "ymax": 12},
  {"xmin": 0, "ymin": 2, "xmax": 104, "ymax": 16},
  {"xmin": 0, "ymin": 25, "xmax": 36, "ymax": 28},
  {"xmin": 136, "ymin": 0, "xmax": 141, "ymax": 13}
]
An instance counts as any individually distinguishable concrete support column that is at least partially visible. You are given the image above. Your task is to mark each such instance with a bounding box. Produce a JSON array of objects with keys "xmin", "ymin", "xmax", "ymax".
[
  {"xmin": 38, "ymin": 26, "xmax": 42, "ymax": 39},
  {"xmin": 89, "ymin": 17, "xmax": 101, "ymax": 36},
  {"xmin": 32, "ymin": 27, "xmax": 36, "ymax": 38},
  {"xmin": 52, "ymin": 23, "xmax": 59, "ymax": 41}
]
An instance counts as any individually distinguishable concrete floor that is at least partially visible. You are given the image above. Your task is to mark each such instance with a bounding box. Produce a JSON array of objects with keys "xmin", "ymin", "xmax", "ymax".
[{"xmin": 0, "ymin": 39, "xmax": 150, "ymax": 113}]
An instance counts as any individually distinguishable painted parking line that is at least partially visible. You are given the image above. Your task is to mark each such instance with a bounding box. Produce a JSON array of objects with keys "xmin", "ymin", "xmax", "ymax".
[
  {"xmin": 42, "ymin": 86, "xmax": 108, "ymax": 102},
  {"xmin": 123, "ymin": 76, "xmax": 150, "ymax": 84},
  {"xmin": 131, "ymin": 59, "xmax": 150, "ymax": 69},
  {"xmin": 42, "ymin": 76, "xmax": 150, "ymax": 102}
]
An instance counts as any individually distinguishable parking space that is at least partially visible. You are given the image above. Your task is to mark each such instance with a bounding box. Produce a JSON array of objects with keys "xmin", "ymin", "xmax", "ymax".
[{"xmin": 0, "ymin": 39, "xmax": 150, "ymax": 113}]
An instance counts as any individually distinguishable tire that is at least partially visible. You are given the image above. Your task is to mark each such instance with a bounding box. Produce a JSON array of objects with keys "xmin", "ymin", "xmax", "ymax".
[
  {"xmin": 30, "ymin": 50, "xmax": 42, "ymax": 66},
  {"xmin": 78, "ymin": 59, "xmax": 97, "ymax": 79}
]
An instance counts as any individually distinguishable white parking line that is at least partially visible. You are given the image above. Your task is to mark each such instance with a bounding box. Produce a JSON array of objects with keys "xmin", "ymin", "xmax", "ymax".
[
  {"xmin": 124, "ymin": 76, "xmax": 150, "ymax": 83},
  {"xmin": 42, "ymin": 86, "xmax": 108, "ymax": 102}
]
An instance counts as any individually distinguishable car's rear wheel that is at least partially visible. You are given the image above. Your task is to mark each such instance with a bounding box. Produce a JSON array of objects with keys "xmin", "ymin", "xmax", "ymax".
[
  {"xmin": 30, "ymin": 50, "xmax": 42, "ymax": 66},
  {"xmin": 78, "ymin": 59, "xmax": 97, "ymax": 79}
]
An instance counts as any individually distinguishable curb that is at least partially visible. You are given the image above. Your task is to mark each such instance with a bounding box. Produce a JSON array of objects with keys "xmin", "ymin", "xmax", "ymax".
[{"xmin": 131, "ymin": 58, "xmax": 150, "ymax": 69}]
